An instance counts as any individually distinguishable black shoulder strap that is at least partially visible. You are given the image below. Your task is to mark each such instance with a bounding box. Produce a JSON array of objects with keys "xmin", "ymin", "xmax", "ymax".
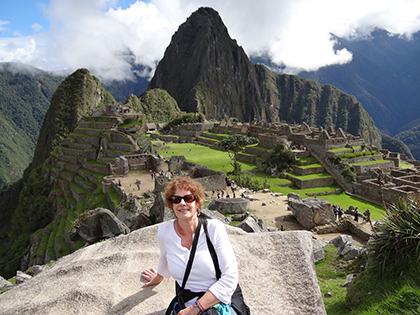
[
  {"xmin": 165, "ymin": 220, "xmax": 202, "ymax": 315},
  {"xmin": 201, "ymin": 218, "xmax": 222, "ymax": 280},
  {"xmin": 181, "ymin": 219, "xmax": 202, "ymax": 289}
]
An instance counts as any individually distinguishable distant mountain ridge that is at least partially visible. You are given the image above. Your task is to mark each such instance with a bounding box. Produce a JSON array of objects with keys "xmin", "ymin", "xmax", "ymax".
[
  {"xmin": 148, "ymin": 7, "xmax": 382, "ymax": 146},
  {"xmin": 0, "ymin": 63, "xmax": 63, "ymax": 189},
  {"xmin": 298, "ymin": 29, "xmax": 420, "ymax": 159}
]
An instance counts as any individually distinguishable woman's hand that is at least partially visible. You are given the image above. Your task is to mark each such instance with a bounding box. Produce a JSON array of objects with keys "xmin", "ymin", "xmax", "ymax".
[
  {"xmin": 141, "ymin": 268, "xmax": 164, "ymax": 287},
  {"xmin": 178, "ymin": 305, "xmax": 200, "ymax": 315}
]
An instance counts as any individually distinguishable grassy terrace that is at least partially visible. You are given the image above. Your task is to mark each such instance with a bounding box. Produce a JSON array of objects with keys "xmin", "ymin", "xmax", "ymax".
[
  {"xmin": 296, "ymin": 156, "xmax": 318, "ymax": 163},
  {"xmin": 351, "ymin": 159, "xmax": 391, "ymax": 166},
  {"xmin": 328, "ymin": 146, "xmax": 362, "ymax": 153},
  {"xmin": 286, "ymin": 172, "xmax": 332, "ymax": 180},
  {"xmin": 198, "ymin": 135, "xmax": 218, "ymax": 141},
  {"xmin": 246, "ymin": 143, "xmax": 271, "ymax": 151},
  {"xmin": 202, "ymin": 131, "xmax": 230, "ymax": 137},
  {"xmin": 294, "ymin": 163, "xmax": 323, "ymax": 169}
]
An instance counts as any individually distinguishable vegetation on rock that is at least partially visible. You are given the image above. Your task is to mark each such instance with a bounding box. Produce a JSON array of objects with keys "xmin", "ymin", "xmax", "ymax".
[
  {"xmin": 124, "ymin": 88, "xmax": 181, "ymax": 123},
  {"xmin": 162, "ymin": 112, "xmax": 205, "ymax": 131}
]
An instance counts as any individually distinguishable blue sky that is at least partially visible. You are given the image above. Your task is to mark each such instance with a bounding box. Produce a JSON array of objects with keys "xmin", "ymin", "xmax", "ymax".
[{"xmin": 1, "ymin": 0, "xmax": 420, "ymax": 81}]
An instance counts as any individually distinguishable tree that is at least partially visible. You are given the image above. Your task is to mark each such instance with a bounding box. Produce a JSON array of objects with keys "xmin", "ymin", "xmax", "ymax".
[
  {"xmin": 266, "ymin": 140, "xmax": 296, "ymax": 172},
  {"xmin": 218, "ymin": 134, "xmax": 258, "ymax": 185}
]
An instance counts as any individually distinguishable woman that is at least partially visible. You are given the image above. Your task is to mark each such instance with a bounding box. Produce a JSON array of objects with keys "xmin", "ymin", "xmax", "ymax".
[{"xmin": 142, "ymin": 176, "xmax": 238, "ymax": 315}]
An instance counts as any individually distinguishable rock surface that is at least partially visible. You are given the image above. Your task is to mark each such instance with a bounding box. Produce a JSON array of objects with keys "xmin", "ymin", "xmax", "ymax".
[
  {"xmin": 0, "ymin": 224, "xmax": 326, "ymax": 314},
  {"xmin": 208, "ymin": 198, "xmax": 250, "ymax": 214},
  {"xmin": 70, "ymin": 208, "xmax": 130, "ymax": 244},
  {"xmin": 288, "ymin": 197, "xmax": 335, "ymax": 229}
]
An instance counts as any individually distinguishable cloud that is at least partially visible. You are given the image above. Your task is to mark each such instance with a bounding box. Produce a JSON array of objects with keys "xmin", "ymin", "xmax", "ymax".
[
  {"xmin": 0, "ymin": 21, "xmax": 10, "ymax": 33},
  {"xmin": 1, "ymin": 0, "xmax": 420, "ymax": 80},
  {"xmin": 31, "ymin": 23, "xmax": 43, "ymax": 33}
]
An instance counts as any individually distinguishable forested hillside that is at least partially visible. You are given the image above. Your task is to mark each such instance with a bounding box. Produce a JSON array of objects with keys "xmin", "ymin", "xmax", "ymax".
[{"xmin": 0, "ymin": 63, "xmax": 63, "ymax": 190}]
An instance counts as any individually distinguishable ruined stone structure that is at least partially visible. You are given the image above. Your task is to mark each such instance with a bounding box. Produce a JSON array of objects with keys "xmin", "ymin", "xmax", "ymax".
[{"xmin": 197, "ymin": 121, "xmax": 420, "ymax": 206}]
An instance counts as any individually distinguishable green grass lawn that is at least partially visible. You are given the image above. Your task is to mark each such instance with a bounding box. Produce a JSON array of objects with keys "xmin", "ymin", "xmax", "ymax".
[
  {"xmin": 294, "ymin": 163, "xmax": 323, "ymax": 169},
  {"xmin": 286, "ymin": 172, "xmax": 332, "ymax": 180},
  {"xmin": 157, "ymin": 142, "xmax": 256, "ymax": 172},
  {"xmin": 351, "ymin": 159, "xmax": 391, "ymax": 166}
]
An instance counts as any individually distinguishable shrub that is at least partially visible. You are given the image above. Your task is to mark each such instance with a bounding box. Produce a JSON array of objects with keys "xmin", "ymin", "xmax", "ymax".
[{"xmin": 367, "ymin": 195, "xmax": 420, "ymax": 273}]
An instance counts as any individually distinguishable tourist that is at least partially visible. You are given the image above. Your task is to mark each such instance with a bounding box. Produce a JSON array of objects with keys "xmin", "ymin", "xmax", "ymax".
[
  {"xmin": 226, "ymin": 192, "xmax": 231, "ymax": 199},
  {"xmin": 141, "ymin": 176, "xmax": 241, "ymax": 314},
  {"xmin": 150, "ymin": 170, "xmax": 153, "ymax": 179},
  {"xmin": 136, "ymin": 179, "xmax": 141, "ymax": 190},
  {"xmin": 338, "ymin": 208, "xmax": 343, "ymax": 220},
  {"xmin": 212, "ymin": 189, "xmax": 215, "ymax": 198},
  {"xmin": 363, "ymin": 209, "xmax": 371, "ymax": 223},
  {"xmin": 354, "ymin": 208, "xmax": 359, "ymax": 222},
  {"xmin": 221, "ymin": 190, "xmax": 225, "ymax": 198}
]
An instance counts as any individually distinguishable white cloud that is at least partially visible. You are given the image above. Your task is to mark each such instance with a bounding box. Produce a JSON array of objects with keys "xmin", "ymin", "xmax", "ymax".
[
  {"xmin": 31, "ymin": 23, "xmax": 43, "ymax": 33},
  {"xmin": 1, "ymin": 0, "xmax": 420, "ymax": 80},
  {"xmin": 0, "ymin": 21, "xmax": 10, "ymax": 33}
]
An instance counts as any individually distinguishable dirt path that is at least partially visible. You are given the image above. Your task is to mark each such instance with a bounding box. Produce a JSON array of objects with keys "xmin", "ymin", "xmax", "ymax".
[{"xmin": 113, "ymin": 169, "xmax": 372, "ymax": 246}]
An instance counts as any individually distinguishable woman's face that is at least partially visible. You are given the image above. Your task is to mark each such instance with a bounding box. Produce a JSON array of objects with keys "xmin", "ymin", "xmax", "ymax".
[{"xmin": 171, "ymin": 187, "xmax": 199, "ymax": 221}]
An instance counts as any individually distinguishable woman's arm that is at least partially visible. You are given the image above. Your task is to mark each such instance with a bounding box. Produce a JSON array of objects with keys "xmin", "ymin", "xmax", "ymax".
[
  {"xmin": 179, "ymin": 290, "xmax": 220, "ymax": 315},
  {"xmin": 142, "ymin": 268, "xmax": 164, "ymax": 287}
]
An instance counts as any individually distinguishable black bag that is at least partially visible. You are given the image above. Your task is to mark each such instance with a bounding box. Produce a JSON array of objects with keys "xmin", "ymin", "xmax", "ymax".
[{"xmin": 165, "ymin": 219, "xmax": 250, "ymax": 315}]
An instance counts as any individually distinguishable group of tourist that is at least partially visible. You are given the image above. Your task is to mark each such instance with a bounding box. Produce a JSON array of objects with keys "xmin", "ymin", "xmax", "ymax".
[
  {"xmin": 333, "ymin": 205, "xmax": 371, "ymax": 223},
  {"xmin": 211, "ymin": 179, "xmax": 239, "ymax": 199},
  {"xmin": 150, "ymin": 169, "xmax": 174, "ymax": 181}
]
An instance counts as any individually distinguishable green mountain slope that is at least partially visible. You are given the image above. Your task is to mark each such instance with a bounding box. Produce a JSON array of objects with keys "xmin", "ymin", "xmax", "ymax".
[
  {"xmin": 0, "ymin": 63, "xmax": 64, "ymax": 189},
  {"xmin": 0, "ymin": 69, "xmax": 115, "ymax": 277},
  {"xmin": 395, "ymin": 126, "xmax": 420, "ymax": 161},
  {"xmin": 148, "ymin": 7, "xmax": 382, "ymax": 146}
]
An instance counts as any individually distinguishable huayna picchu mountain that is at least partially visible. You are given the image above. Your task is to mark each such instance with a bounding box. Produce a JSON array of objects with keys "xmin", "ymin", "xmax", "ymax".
[{"xmin": 148, "ymin": 7, "xmax": 382, "ymax": 146}]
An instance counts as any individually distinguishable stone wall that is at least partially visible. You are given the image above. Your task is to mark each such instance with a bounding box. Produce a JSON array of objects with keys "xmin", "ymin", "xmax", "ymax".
[
  {"xmin": 123, "ymin": 154, "xmax": 160, "ymax": 171},
  {"xmin": 288, "ymin": 175, "xmax": 334, "ymax": 189},
  {"xmin": 149, "ymin": 134, "xmax": 180, "ymax": 143},
  {"xmin": 312, "ymin": 218, "xmax": 374, "ymax": 241},
  {"xmin": 171, "ymin": 123, "xmax": 214, "ymax": 137}
]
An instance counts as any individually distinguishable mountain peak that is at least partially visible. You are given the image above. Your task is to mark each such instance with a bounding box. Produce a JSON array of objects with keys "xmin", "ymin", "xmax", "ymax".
[{"xmin": 148, "ymin": 7, "xmax": 264, "ymax": 120}]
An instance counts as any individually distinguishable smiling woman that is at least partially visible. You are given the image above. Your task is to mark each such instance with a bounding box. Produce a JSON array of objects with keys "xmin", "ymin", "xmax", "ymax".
[{"xmin": 141, "ymin": 175, "xmax": 250, "ymax": 315}]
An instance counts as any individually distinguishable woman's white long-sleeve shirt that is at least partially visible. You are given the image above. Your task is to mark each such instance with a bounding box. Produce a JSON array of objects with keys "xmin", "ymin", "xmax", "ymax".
[{"xmin": 157, "ymin": 219, "xmax": 238, "ymax": 304}]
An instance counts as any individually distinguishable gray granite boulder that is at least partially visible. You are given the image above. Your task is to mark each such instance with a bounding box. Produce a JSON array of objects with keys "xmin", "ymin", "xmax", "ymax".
[
  {"xmin": 148, "ymin": 192, "xmax": 176, "ymax": 223},
  {"xmin": 0, "ymin": 225, "xmax": 326, "ymax": 315},
  {"xmin": 288, "ymin": 197, "xmax": 335, "ymax": 229},
  {"xmin": 0, "ymin": 276, "xmax": 13, "ymax": 289},
  {"xmin": 208, "ymin": 198, "xmax": 250, "ymax": 214},
  {"xmin": 236, "ymin": 216, "xmax": 265, "ymax": 233},
  {"xmin": 70, "ymin": 208, "xmax": 130, "ymax": 244}
]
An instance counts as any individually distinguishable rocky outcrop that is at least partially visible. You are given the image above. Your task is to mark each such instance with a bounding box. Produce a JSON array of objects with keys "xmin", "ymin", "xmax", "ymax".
[
  {"xmin": 70, "ymin": 208, "xmax": 130, "ymax": 244},
  {"xmin": 208, "ymin": 198, "xmax": 250, "ymax": 214},
  {"xmin": 288, "ymin": 194, "xmax": 335, "ymax": 229},
  {"xmin": 148, "ymin": 192, "xmax": 176, "ymax": 224},
  {"xmin": 0, "ymin": 224, "xmax": 326, "ymax": 314}
]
